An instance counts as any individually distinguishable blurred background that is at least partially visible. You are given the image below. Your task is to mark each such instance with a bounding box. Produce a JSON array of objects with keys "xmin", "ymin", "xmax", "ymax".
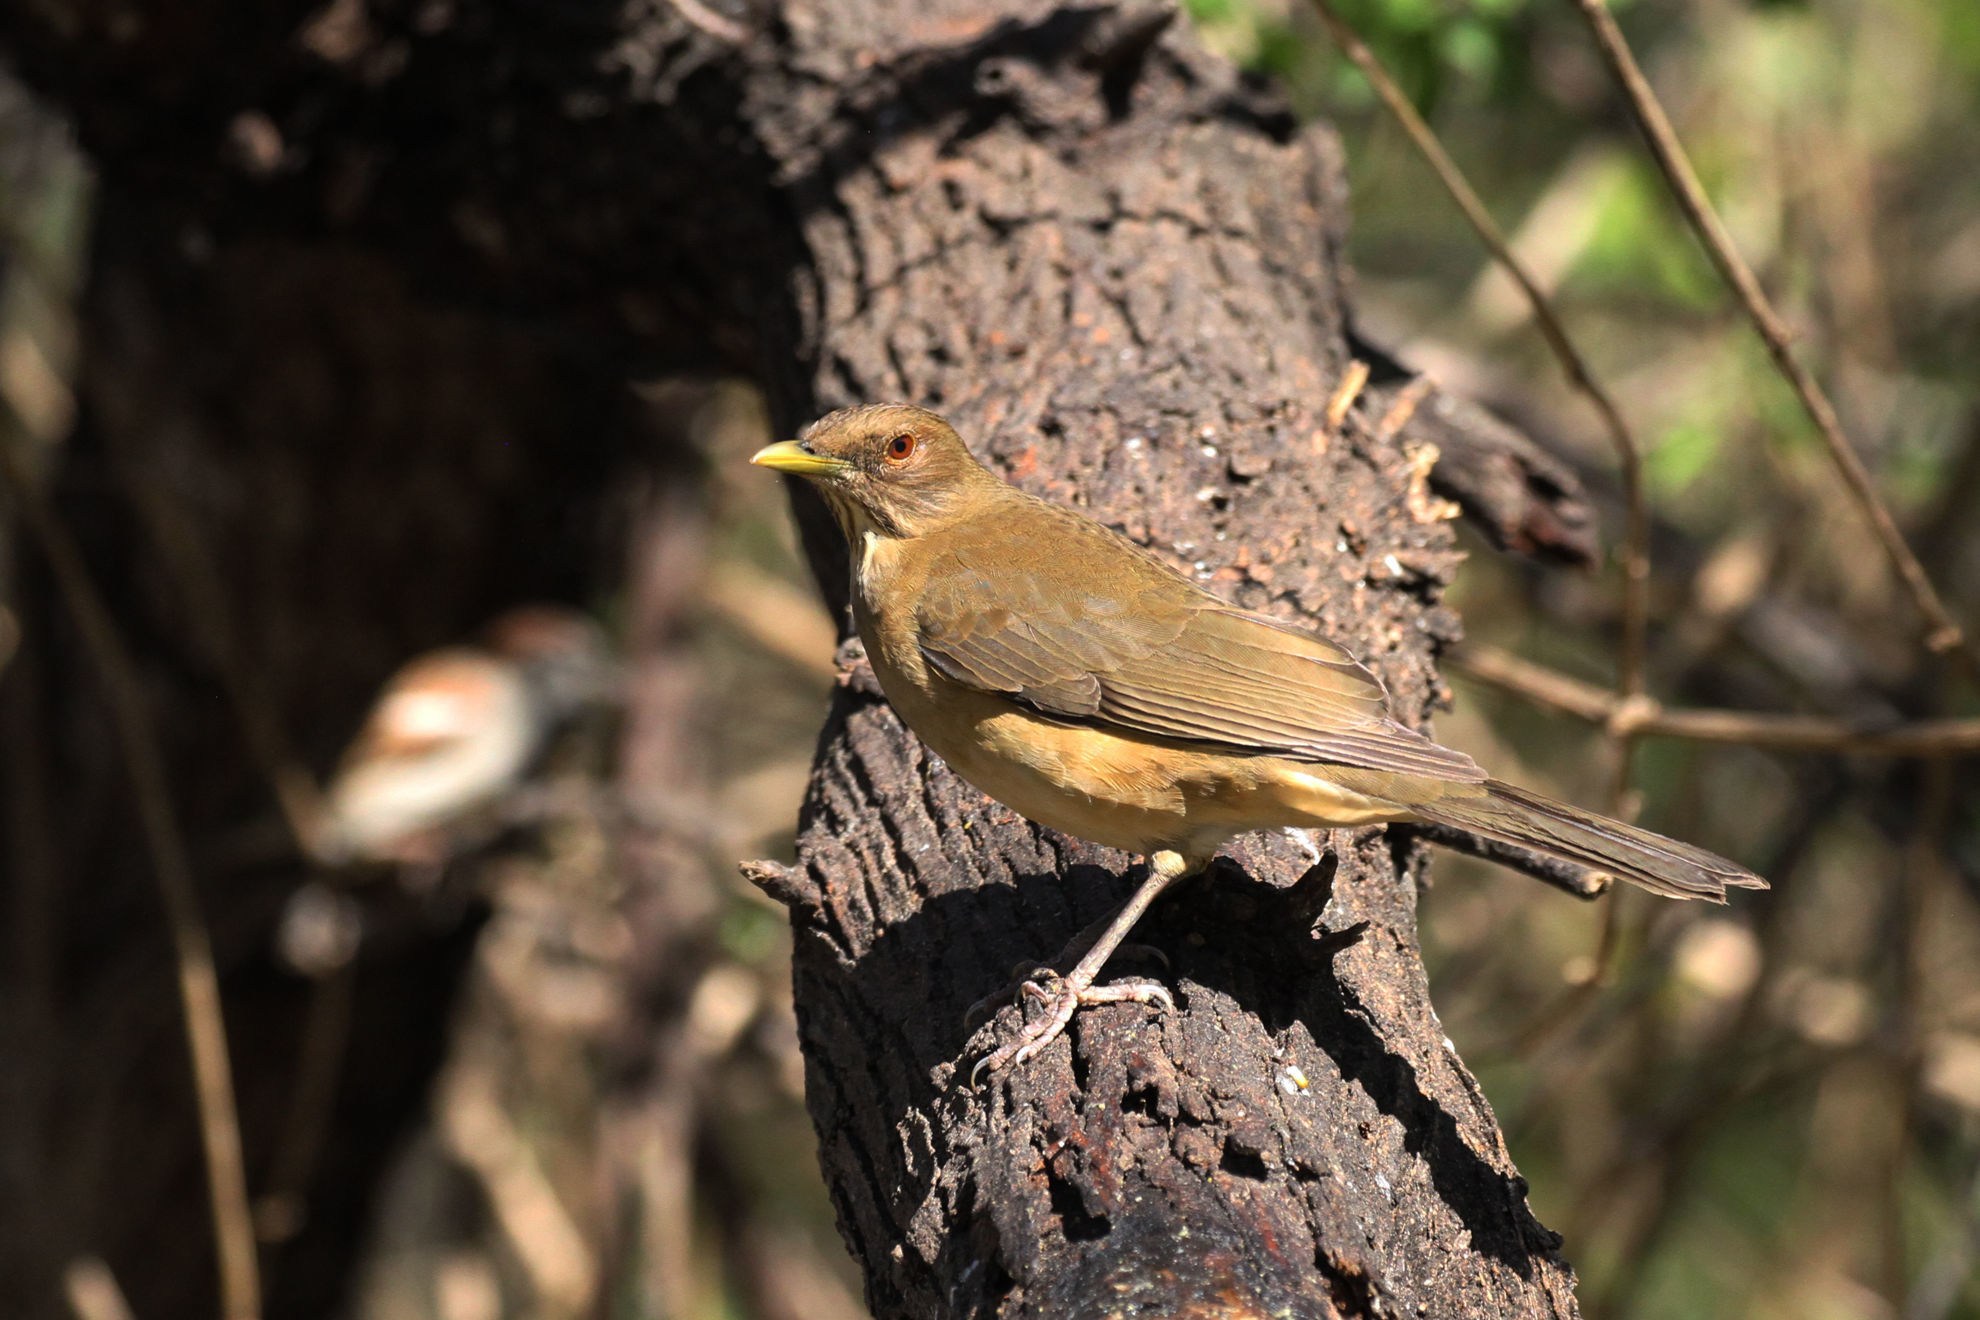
[{"xmin": 2, "ymin": 0, "xmax": 1977, "ymax": 1317}]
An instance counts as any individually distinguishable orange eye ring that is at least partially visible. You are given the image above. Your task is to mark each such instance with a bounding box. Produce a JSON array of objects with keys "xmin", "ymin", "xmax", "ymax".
[{"xmin": 884, "ymin": 432, "xmax": 917, "ymax": 464}]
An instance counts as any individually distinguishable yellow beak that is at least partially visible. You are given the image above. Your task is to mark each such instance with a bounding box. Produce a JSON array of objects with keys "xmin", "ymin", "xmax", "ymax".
[{"xmin": 750, "ymin": 440, "xmax": 850, "ymax": 476}]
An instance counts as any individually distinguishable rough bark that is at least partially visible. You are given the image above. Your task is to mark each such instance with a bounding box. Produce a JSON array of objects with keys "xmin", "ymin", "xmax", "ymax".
[
  {"xmin": 0, "ymin": 0, "xmax": 1582, "ymax": 1316},
  {"xmin": 746, "ymin": 7, "xmax": 1576, "ymax": 1315}
]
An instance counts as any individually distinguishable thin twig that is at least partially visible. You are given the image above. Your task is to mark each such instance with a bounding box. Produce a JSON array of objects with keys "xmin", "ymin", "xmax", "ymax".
[
  {"xmin": 1455, "ymin": 643, "xmax": 1980, "ymax": 756},
  {"xmin": 1307, "ymin": 0, "xmax": 1652, "ymax": 707},
  {"xmin": 1499, "ymin": 890, "xmax": 1631, "ymax": 1060},
  {"xmin": 0, "ymin": 428, "xmax": 261, "ymax": 1320},
  {"xmin": 1405, "ymin": 820, "xmax": 1610, "ymax": 900},
  {"xmin": 1567, "ymin": 0, "xmax": 1978, "ymax": 684},
  {"xmin": 63, "ymin": 1257, "xmax": 137, "ymax": 1320},
  {"xmin": 440, "ymin": 1047, "xmax": 598, "ymax": 1315},
  {"xmin": 666, "ymin": 0, "xmax": 749, "ymax": 45},
  {"xmin": 253, "ymin": 964, "xmax": 355, "ymax": 1245},
  {"xmin": 703, "ymin": 559, "xmax": 838, "ymax": 682},
  {"xmin": 127, "ymin": 481, "xmax": 328, "ymax": 855},
  {"xmin": 0, "ymin": 600, "xmax": 18, "ymax": 677}
]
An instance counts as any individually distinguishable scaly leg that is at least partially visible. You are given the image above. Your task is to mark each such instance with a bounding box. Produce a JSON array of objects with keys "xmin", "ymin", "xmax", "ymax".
[{"xmin": 971, "ymin": 849, "xmax": 1204, "ymax": 1083}]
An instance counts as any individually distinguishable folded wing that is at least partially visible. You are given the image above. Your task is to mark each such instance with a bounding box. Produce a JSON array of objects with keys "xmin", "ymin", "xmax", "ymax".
[{"xmin": 914, "ymin": 505, "xmax": 1484, "ymax": 783}]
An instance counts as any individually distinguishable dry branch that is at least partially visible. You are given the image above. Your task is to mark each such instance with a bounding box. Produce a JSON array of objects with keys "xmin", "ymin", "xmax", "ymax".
[
  {"xmin": 1357, "ymin": 356, "xmax": 1601, "ymax": 568},
  {"xmin": 1456, "ymin": 642, "xmax": 1980, "ymax": 756},
  {"xmin": 1567, "ymin": 0, "xmax": 1979, "ymax": 684},
  {"xmin": 0, "ymin": 427, "xmax": 260, "ymax": 1320},
  {"xmin": 1309, "ymin": 0, "xmax": 1651, "ymax": 707},
  {"xmin": 759, "ymin": 5, "xmax": 1577, "ymax": 1314}
]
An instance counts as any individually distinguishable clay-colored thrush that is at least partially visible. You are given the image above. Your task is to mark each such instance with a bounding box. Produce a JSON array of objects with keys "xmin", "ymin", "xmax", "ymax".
[{"xmin": 754, "ymin": 403, "xmax": 1764, "ymax": 1073}]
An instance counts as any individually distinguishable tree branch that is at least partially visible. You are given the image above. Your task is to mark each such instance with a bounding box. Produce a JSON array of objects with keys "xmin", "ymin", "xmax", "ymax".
[
  {"xmin": 0, "ymin": 420, "xmax": 260, "ymax": 1320},
  {"xmin": 1455, "ymin": 642, "xmax": 1980, "ymax": 756},
  {"xmin": 1567, "ymin": 0, "xmax": 1979, "ymax": 685},
  {"xmin": 1309, "ymin": 0, "xmax": 1651, "ymax": 711},
  {"xmin": 756, "ymin": 5, "xmax": 1577, "ymax": 1313}
]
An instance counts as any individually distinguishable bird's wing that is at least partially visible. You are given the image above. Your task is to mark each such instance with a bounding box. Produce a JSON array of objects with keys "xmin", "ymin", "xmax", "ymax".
[
  {"xmin": 337, "ymin": 653, "xmax": 509, "ymax": 768},
  {"xmin": 914, "ymin": 510, "xmax": 1484, "ymax": 783}
]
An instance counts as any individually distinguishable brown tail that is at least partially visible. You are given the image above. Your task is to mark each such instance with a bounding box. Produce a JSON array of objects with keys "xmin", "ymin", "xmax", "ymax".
[{"xmin": 1411, "ymin": 779, "xmax": 1767, "ymax": 902}]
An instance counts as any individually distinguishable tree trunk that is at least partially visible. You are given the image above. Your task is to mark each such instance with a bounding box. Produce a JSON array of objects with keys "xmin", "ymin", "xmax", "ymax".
[{"xmin": 0, "ymin": 0, "xmax": 1582, "ymax": 1315}]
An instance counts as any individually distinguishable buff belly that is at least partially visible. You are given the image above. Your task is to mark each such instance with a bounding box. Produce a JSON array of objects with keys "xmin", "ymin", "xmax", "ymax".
[{"xmin": 881, "ymin": 667, "xmax": 1410, "ymax": 860}]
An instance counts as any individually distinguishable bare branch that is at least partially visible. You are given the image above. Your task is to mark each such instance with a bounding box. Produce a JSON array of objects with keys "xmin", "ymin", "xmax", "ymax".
[
  {"xmin": 1407, "ymin": 821, "xmax": 1611, "ymax": 900},
  {"xmin": 0, "ymin": 424, "xmax": 261, "ymax": 1320},
  {"xmin": 1566, "ymin": 0, "xmax": 1978, "ymax": 685},
  {"xmin": 62, "ymin": 1257, "xmax": 136, "ymax": 1320},
  {"xmin": 667, "ymin": 0, "xmax": 750, "ymax": 45},
  {"xmin": 1307, "ymin": 0, "xmax": 1652, "ymax": 708},
  {"xmin": 1455, "ymin": 643, "xmax": 1980, "ymax": 756}
]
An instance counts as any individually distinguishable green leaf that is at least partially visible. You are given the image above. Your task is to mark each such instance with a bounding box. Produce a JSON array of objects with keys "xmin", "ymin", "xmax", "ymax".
[{"xmin": 1647, "ymin": 421, "xmax": 1720, "ymax": 497}]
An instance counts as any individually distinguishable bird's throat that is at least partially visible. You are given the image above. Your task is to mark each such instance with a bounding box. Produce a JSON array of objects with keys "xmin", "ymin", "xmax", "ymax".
[{"xmin": 854, "ymin": 525, "xmax": 910, "ymax": 605}]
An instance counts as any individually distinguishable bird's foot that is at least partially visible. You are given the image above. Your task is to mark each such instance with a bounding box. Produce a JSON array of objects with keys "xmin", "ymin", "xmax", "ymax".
[
  {"xmin": 962, "ymin": 943, "xmax": 1168, "ymax": 1032},
  {"xmin": 970, "ymin": 969, "xmax": 1174, "ymax": 1085},
  {"xmin": 962, "ymin": 963, "xmax": 1044, "ymax": 1033},
  {"xmin": 968, "ymin": 852, "xmax": 1198, "ymax": 1085}
]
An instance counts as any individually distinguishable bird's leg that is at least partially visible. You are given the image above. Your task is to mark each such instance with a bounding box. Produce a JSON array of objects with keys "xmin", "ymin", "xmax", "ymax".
[
  {"xmin": 972, "ymin": 849, "xmax": 1201, "ymax": 1082},
  {"xmin": 961, "ymin": 919, "xmax": 1168, "ymax": 1033}
]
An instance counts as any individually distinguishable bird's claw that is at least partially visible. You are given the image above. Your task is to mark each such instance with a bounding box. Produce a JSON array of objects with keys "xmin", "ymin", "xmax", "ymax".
[
  {"xmin": 962, "ymin": 965, "xmax": 1042, "ymax": 1033},
  {"xmin": 969, "ymin": 972, "xmax": 1174, "ymax": 1086},
  {"xmin": 962, "ymin": 946, "xmax": 1167, "ymax": 1033}
]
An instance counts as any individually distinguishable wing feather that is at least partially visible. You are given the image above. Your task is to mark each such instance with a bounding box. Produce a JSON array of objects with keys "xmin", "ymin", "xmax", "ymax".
[{"xmin": 912, "ymin": 504, "xmax": 1484, "ymax": 783}]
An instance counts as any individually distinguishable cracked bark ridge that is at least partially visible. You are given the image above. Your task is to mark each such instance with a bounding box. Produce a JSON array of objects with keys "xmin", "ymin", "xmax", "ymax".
[
  {"xmin": 1350, "ymin": 336, "xmax": 1601, "ymax": 569},
  {"xmin": 756, "ymin": 4, "xmax": 1578, "ymax": 1316},
  {"xmin": 1389, "ymin": 382, "xmax": 1600, "ymax": 570}
]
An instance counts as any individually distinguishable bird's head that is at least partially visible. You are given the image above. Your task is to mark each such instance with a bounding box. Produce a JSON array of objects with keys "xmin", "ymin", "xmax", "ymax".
[
  {"xmin": 750, "ymin": 403, "xmax": 1002, "ymax": 541},
  {"xmin": 481, "ymin": 605, "xmax": 616, "ymax": 718}
]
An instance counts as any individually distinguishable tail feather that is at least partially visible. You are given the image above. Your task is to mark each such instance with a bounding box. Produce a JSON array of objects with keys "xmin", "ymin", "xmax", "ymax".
[{"xmin": 1412, "ymin": 779, "xmax": 1766, "ymax": 902}]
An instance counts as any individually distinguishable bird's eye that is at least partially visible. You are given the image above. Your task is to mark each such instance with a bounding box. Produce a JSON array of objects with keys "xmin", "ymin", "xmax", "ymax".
[{"xmin": 884, "ymin": 432, "xmax": 918, "ymax": 464}]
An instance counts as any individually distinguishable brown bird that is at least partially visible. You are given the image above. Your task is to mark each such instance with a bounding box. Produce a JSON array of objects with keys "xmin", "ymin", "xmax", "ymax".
[
  {"xmin": 754, "ymin": 403, "xmax": 1764, "ymax": 1075},
  {"xmin": 317, "ymin": 606, "xmax": 611, "ymax": 866}
]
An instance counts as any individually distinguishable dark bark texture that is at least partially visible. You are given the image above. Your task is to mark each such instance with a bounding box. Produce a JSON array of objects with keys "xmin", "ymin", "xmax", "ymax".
[{"xmin": 0, "ymin": 0, "xmax": 1583, "ymax": 1315}]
